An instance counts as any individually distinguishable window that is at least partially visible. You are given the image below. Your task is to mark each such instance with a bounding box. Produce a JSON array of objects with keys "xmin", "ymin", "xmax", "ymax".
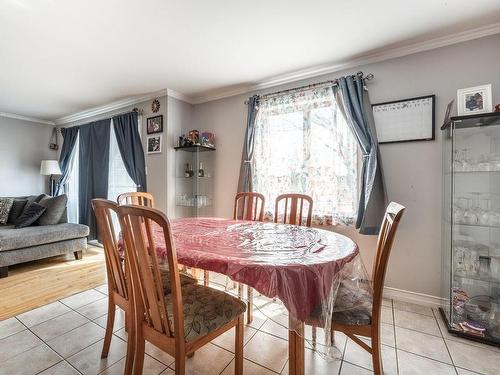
[
  {"xmin": 252, "ymin": 86, "xmax": 358, "ymax": 225},
  {"xmin": 66, "ymin": 134, "xmax": 79, "ymax": 223},
  {"xmin": 108, "ymin": 121, "xmax": 137, "ymax": 202}
]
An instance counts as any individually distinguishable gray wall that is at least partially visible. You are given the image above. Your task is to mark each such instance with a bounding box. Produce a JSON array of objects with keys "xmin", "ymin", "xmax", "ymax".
[
  {"xmin": 190, "ymin": 33, "xmax": 500, "ymax": 298},
  {"xmin": 0, "ymin": 116, "xmax": 56, "ymax": 196}
]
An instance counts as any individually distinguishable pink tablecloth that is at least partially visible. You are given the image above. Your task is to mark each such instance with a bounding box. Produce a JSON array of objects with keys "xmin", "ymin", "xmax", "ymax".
[{"xmin": 153, "ymin": 217, "xmax": 360, "ymax": 321}]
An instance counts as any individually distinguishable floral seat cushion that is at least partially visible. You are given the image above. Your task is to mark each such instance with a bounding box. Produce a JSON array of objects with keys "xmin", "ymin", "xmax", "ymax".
[
  {"xmin": 164, "ymin": 283, "xmax": 246, "ymax": 342},
  {"xmin": 159, "ymin": 266, "xmax": 197, "ymax": 294},
  {"xmin": 308, "ymin": 279, "xmax": 373, "ymax": 326}
]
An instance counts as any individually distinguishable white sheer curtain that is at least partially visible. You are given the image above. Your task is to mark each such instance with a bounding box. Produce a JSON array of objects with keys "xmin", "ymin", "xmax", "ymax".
[
  {"xmin": 66, "ymin": 134, "xmax": 79, "ymax": 223},
  {"xmin": 252, "ymin": 86, "xmax": 359, "ymax": 225},
  {"xmin": 108, "ymin": 120, "xmax": 137, "ymax": 202}
]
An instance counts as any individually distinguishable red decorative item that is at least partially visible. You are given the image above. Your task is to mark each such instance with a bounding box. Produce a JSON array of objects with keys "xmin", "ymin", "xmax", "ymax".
[{"xmin": 495, "ymin": 104, "xmax": 500, "ymax": 112}]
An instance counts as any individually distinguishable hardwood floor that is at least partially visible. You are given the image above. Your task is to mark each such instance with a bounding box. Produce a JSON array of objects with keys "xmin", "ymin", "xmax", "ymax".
[{"xmin": 0, "ymin": 246, "xmax": 106, "ymax": 320}]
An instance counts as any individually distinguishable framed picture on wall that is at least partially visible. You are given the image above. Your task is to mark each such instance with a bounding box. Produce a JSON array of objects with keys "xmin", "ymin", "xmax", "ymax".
[
  {"xmin": 146, "ymin": 115, "xmax": 163, "ymax": 134},
  {"xmin": 372, "ymin": 95, "xmax": 435, "ymax": 144},
  {"xmin": 457, "ymin": 84, "xmax": 493, "ymax": 115},
  {"xmin": 147, "ymin": 135, "xmax": 162, "ymax": 154}
]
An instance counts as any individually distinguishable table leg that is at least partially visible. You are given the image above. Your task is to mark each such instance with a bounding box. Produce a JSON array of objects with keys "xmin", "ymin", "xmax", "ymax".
[{"xmin": 288, "ymin": 316, "xmax": 305, "ymax": 375}]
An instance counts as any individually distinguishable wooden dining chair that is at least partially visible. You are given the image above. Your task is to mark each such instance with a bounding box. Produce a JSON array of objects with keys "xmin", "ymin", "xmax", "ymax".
[
  {"xmin": 274, "ymin": 193, "xmax": 313, "ymax": 227},
  {"xmin": 92, "ymin": 199, "xmax": 198, "ymax": 373},
  {"xmin": 233, "ymin": 192, "xmax": 265, "ymax": 221},
  {"xmin": 305, "ymin": 202, "xmax": 405, "ymax": 375},
  {"xmin": 233, "ymin": 192, "xmax": 265, "ymax": 324},
  {"xmin": 117, "ymin": 191, "xmax": 155, "ymax": 208},
  {"xmin": 119, "ymin": 204, "xmax": 246, "ymax": 375},
  {"xmin": 91, "ymin": 199, "xmax": 134, "ymax": 373}
]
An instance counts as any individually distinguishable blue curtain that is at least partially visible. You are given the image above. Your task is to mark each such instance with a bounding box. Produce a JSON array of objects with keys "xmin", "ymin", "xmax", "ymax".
[
  {"xmin": 56, "ymin": 127, "xmax": 79, "ymax": 196},
  {"xmin": 113, "ymin": 112, "xmax": 147, "ymax": 192},
  {"xmin": 78, "ymin": 119, "xmax": 111, "ymax": 240},
  {"xmin": 334, "ymin": 75, "xmax": 387, "ymax": 234},
  {"xmin": 237, "ymin": 95, "xmax": 259, "ymax": 193}
]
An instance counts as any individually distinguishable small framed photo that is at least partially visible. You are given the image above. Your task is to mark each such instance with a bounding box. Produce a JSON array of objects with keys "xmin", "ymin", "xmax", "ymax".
[
  {"xmin": 147, "ymin": 135, "xmax": 162, "ymax": 154},
  {"xmin": 457, "ymin": 84, "xmax": 493, "ymax": 115},
  {"xmin": 146, "ymin": 115, "xmax": 163, "ymax": 134}
]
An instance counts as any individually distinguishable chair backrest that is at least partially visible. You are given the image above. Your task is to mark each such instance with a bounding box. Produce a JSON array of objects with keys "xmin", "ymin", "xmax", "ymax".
[
  {"xmin": 91, "ymin": 199, "xmax": 128, "ymax": 301},
  {"xmin": 275, "ymin": 193, "xmax": 313, "ymax": 227},
  {"xmin": 371, "ymin": 202, "xmax": 405, "ymax": 323},
  {"xmin": 233, "ymin": 192, "xmax": 265, "ymax": 221},
  {"xmin": 119, "ymin": 204, "xmax": 183, "ymax": 341},
  {"xmin": 117, "ymin": 192, "xmax": 155, "ymax": 208}
]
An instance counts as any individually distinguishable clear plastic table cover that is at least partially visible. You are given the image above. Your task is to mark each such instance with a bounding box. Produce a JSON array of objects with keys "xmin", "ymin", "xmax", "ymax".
[{"xmin": 153, "ymin": 217, "xmax": 372, "ymax": 358}]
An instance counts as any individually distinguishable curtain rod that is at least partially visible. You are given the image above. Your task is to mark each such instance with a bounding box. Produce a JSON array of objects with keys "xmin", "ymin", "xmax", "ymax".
[
  {"xmin": 245, "ymin": 72, "xmax": 374, "ymax": 104},
  {"xmin": 59, "ymin": 107, "xmax": 143, "ymax": 130}
]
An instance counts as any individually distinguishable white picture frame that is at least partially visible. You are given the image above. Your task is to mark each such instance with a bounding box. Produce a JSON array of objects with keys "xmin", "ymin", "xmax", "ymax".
[
  {"xmin": 457, "ymin": 84, "xmax": 493, "ymax": 116},
  {"xmin": 147, "ymin": 135, "xmax": 162, "ymax": 154}
]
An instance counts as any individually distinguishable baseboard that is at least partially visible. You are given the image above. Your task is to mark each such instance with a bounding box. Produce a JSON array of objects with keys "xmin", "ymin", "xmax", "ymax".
[{"xmin": 383, "ymin": 286, "xmax": 445, "ymax": 308}]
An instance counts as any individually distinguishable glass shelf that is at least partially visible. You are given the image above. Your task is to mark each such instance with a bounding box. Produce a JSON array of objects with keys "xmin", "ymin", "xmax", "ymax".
[{"xmin": 441, "ymin": 112, "xmax": 500, "ymax": 346}]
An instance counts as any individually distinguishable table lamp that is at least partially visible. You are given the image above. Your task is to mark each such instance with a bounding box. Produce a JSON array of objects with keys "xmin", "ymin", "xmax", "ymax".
[{"xmin": 40, "ymin": 160, "xmax": 62, "ymax": 196}]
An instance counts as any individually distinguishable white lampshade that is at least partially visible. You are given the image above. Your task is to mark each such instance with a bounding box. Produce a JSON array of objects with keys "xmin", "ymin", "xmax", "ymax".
[{"xmin": 40, "ymin": 160, "xmax": 62, "ymax": 175}]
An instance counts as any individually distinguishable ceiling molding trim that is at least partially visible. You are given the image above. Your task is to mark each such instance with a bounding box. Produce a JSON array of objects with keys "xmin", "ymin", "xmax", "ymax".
[
  {"xmin": 0, "ymin": 112, "xmax": 55, "ymax": 126},
  {"xmin": 54, "ymin": 89, "xmax": 169, "ymax": 125},
  {"xmin": 166, "ymin": 89, "xmax": 195, "ymax": 104},
  {"xmin": 191, "ymin": 22, "xmax": 500, "ymax": 104}
]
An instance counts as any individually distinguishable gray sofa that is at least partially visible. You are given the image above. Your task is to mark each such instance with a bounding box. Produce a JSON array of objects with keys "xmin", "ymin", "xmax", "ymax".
[{"xmin": 0, "ymin": 196, "xmax": 89, "ymax": 278}]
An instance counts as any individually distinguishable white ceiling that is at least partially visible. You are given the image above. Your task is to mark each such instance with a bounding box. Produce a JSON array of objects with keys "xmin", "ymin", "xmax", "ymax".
[{"xmin": 1, "ymin": 0, "xmax": 500, "ymax": 122}]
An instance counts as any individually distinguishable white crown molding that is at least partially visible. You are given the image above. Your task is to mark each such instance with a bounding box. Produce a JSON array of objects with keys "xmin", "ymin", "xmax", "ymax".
[
  {"xmin": 54, "ymin": 89, "xmax": 169, "ymax": 125},
  {"xmin": 166, "ymin": 89, "xmax": 195, "ymax": 104},
  {"xmin": 54, "ymin": 88, "xmax": 195, "ymax": 125},
  {"xmin": 0, "ymin": 111, "xmax": 55, "ymax": 126},
  {"xmin": 191, "ymin": 22, "xmax": 500, "ymax": 104}
]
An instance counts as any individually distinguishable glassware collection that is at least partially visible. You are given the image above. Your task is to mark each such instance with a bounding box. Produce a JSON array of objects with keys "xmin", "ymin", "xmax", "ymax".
[{"xmin": 442, "ymin": 112, "xmax": 500, "ymax": 345}]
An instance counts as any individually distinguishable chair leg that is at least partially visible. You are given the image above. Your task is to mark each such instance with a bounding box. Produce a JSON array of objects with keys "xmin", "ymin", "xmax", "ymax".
[
  {"xmin": 247, "ymin": 287, "xmax": 253, "ymax": 324},
  {"xmin": 73, "ymin": 250, "xmax": 83, "ymax": 260},
  {"xmin": 203, "ymin": 270, "xmax": 209, "ymax": 286},
  {"xmin": 133, "ymin": 335, "xmax": 146, "ymax": 375},
  {"xmin": 124, "ymin": 311, "xmax": 134, "ymax": 375},
  {"xmin": 311, "ymin": 326, "xmax": 317, "ymax": 350},
  {"xmin": 101, "ymin": 299, "xmax": 116, "ymax": 358},
  {"xmin": 235, "ymin": 314, "xmax": 244, "ymax": 375},
  {"xmin": 174, "ymin": 348, "xmax": 186, "ymax": 375},
  {"xmin": 372, "ymin": 333, "xmax": 383, "ymax": 375}
]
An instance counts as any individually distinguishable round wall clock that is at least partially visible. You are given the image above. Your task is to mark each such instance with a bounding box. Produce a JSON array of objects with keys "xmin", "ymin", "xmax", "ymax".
[{"xmin": 152, "ymin": 99, "xmax": 160, "ymax": 113}]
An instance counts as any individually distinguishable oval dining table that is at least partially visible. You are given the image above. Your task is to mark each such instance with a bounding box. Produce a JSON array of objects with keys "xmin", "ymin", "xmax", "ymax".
[{"xmin": 151, "ymin": 217, "xmax": 360, "ymax": 375}]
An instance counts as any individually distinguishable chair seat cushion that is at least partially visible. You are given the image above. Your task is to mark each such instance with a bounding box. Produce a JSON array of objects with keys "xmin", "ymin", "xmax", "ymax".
[
  {"xmin": 308, "ymin": 279, "xmax": 373, "ymax": 326},
  {"xmin": 159, "ymin": 267, "xmax": 197, "ymax": 293},
  {"xmin": 164, "ymin": 283, "xmax": 246, "ymax": 342}
]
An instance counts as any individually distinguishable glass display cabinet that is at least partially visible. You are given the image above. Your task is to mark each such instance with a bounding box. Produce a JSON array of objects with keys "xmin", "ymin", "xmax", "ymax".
[
  {"xmin": 174, "ymin": 145, "xmax": 215, "ymax": 218},
  {"xmin": 441, "ymin": 112, "xmax": 500, "ymax": 346}
]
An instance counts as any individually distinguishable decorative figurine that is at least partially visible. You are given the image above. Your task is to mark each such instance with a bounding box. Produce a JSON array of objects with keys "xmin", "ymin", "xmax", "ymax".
[
  {"xmin": 201, "ymin": 132, "xmax": 215, "ymax": 148},
  {"xmin": 188, "ymin": 130, "xmax": 199, "ymax": 145}
]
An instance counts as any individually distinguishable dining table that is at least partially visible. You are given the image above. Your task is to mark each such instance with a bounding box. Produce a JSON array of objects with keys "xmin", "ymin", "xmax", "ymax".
[{"xmin": 151, "ymin": 217, "xmax": 362, "ymax": 375}]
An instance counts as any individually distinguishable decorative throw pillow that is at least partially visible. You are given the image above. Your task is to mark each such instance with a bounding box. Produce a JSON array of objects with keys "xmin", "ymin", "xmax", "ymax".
[
  {"xmin": 36, "ymin": 194, "xmax": 68, "ymax": 226},
  {"xmin": 15, "ymin": 203, "xmax": 46, "ymax": 229},
  {"xmin": 7, "ymin": 199, "xmax": 28, "ymax": 224},
  {"xmin": 26, "ymin": 194, "xmax": 48, "ymax": 207},
  {"xmin": 0, "ymin": 198, "xmax": 14, "ymax": 224}
]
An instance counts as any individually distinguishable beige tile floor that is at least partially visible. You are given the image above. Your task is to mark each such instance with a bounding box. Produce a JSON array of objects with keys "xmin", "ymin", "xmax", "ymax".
[{"xmin": 1, "ymin": 272, "xmax": 500, "ymax": 375}]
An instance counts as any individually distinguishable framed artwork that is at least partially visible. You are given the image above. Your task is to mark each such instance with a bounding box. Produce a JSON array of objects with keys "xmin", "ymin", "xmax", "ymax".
[
  {"xmin": 372, "ymin": 95, "xmax": 435, "ymax": 144},
  {"xmin": 147, "ymin": 135, "xmax": 162, "ymax": 154},
  {"xmin": 457, "ymin": 84, "xmax": 493, "ymax": 115},
  {"xmin": 146, "ymin": 115, "xmax": 163, "ymax": 134}
]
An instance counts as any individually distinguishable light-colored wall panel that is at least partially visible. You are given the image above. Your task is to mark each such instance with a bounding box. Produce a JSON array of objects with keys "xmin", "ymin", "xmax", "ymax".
[{"xmin": 0, "ymin": 117, "xmax": 56, "ymax": 196}]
